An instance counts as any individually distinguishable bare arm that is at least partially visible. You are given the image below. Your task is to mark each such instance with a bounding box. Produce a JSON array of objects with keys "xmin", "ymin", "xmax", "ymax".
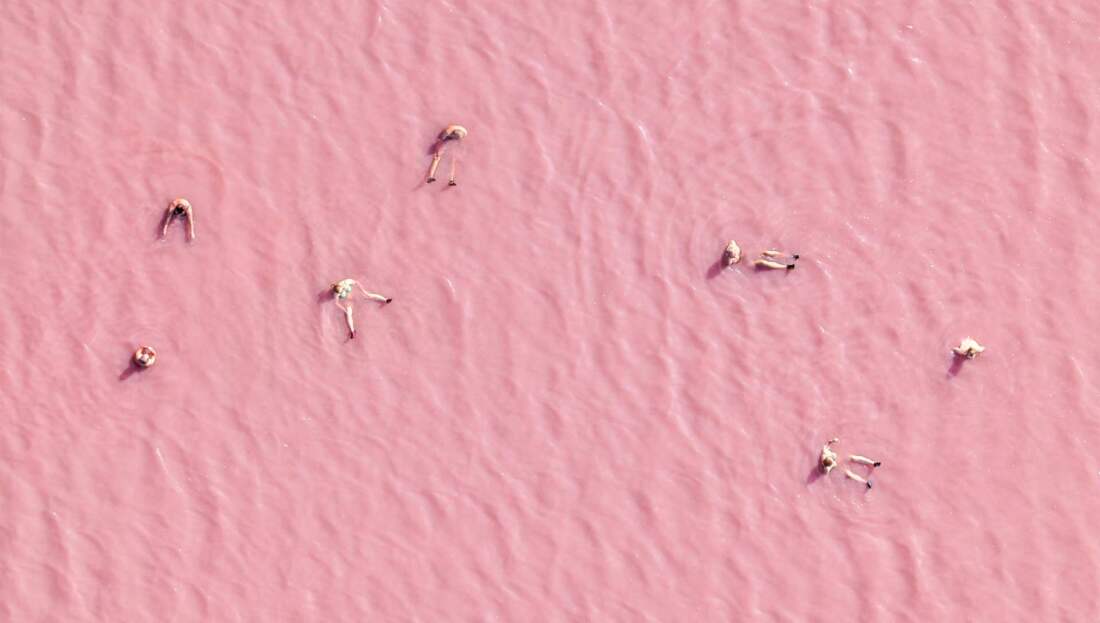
[
  {"xmin": 186, "ymin": 209, "xmax": 196, "ymax": 240},
  {"xmin": 160, "ymin": 209, "xmax": 174, "ymax": 238}
]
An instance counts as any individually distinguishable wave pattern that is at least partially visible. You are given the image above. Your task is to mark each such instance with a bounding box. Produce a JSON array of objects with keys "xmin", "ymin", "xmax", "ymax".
[{"xmin": 2, "ymin": 0, "xmax": 1100, "ymax": 620}]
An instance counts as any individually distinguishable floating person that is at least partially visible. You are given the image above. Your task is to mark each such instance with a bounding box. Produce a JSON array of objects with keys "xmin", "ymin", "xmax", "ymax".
[
  {"xmin": 426, "ymin": 124, "xmax": 468, "ymax": 186},
  {"xmin": 819, "ymin": 437, "xmax": 840, "ymax": 474},
  {"xmin": 752, "ymin": 249, "xmax": 799, "ymax": 270},
  {"xmin": 330, "ymin": 278, "xmax": 392, "ymax": 339},
  {"xmin": 844, "ymin": 468, "xmax": 872, "ymax": 489},
  {"xmin": 160, "ymin": 198, "xmax": 196, "ymax": 241},
  {"xmin": 133, "ymin": 346, "xmax": 157, "ymax": 368},
  {"xmin": 849, "ymin": 454, "xmax": 882, "ymax": 468},
  {"xmin": 952, "ymin": 337, "xmax": 985, "ymax": 359},
  {"xmin": 722, "ymin": 240, "xmax": 742, "ymax": 267}
]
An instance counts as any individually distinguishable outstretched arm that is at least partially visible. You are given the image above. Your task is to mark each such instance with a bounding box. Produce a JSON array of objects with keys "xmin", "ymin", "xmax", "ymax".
[
  {"xmin": 160, "ymin": 209, "xmax": 174, "ymax": 238},
  {"xmin": 186, "ymin": 209, "xmax": 196, "ymax": 240}
]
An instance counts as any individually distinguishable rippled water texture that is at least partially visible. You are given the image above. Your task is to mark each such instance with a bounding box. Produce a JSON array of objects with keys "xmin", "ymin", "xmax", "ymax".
[{"xmin": 3, "ymin": 1, "xmax": 1100, "ymax": 620}]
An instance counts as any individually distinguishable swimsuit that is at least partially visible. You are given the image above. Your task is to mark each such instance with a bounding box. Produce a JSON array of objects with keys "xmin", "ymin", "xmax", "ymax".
[{"xmin": 334, "ymin": 279, "xmax": 355, "ymax": 300}]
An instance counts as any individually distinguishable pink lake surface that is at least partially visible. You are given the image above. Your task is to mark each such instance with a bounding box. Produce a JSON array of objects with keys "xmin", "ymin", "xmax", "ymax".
[{"xmin": 3, "ymin": 1, "xmax": 1100, "ymax": 620}]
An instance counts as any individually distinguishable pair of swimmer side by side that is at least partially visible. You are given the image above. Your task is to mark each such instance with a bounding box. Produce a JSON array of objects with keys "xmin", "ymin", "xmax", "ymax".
[
  {"xmin": 819, "ymin": 438, "xmax": 881, "ymax": 489},
  {"xmin": 134, "ymin": 197, "xmax": 196, "ymax": 371},
  {"xmin": 722, "ymin": 240, "xmax": 800, "ymax": 270},
  {"xmin": 330, "ymin": 278, "xmax": 392, "ymax": 340}
]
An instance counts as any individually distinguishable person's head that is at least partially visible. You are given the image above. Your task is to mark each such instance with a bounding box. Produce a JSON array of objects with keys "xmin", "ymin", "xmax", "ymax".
[
  {"xmin": 823, "ymin": 455, "xmax": 836, "ymax": 468},
  {"xmin": 134, "ymin": 346, "xmax": 156, "ymax": 367}
]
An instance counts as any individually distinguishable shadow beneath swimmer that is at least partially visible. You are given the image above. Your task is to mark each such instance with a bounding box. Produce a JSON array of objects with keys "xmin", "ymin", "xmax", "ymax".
[
  {"xmin": 706, "ymin": 258, "xmax": 726, "ymax": 280},
  {"xmin": 119, "ymin": 362, "xmax": 141, "ymax": 381},
  {"xmin": 946, "ymin": 355, "xmax": 965, "ymax": 378},
  {"xmin": 805, "ymin": 465, "xmax": 824, "ymax": 485}
]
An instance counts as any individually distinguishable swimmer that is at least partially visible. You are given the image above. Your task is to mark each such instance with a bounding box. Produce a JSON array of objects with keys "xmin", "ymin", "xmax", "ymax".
[
  {"xmin": 819, "ymin": 438, "xmax": 840, "ymax": 474},
  {"xmin": 133, "ymin": 346, "xmax": 157, "ymax": 368},
  {"xmin": 849, "ymin": 455, "xmax": 882, "ymax": 468},
  {"xmin": 160, "ymin": 198, "xmax": 196, "ymax": 241},
  {"xmin": 952, "ymin": 337, "xmax": 985, "ymax": 359},
  {"xmin": 844, "ymin": 468, "xmax": 872, "ymax": 489},
  {"xmin": 752, "ymin": 249, "xmax": 799, "ymax": 270},
  {"xmin": 427, "ymin": 124, "xmax": 468, "ymax": 186},
  {"xmin": 331, "ymin": 278, "xmax": 391, "ymax": 339},
  {"xmin": 722, "ymin": 240, "xmax": 742, "ymax": 267}
]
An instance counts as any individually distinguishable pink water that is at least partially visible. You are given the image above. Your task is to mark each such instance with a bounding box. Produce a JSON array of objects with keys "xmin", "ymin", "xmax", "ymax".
[{"xmin": 4, "ymin": 1, "xmax": 1100, "ymax": 620}]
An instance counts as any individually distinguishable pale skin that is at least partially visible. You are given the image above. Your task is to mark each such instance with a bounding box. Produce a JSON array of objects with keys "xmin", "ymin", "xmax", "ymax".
[
  {"xmin": 427, "ymin": 124, "xmax": 468, "ymax": 186},
  {"xmin": 952, "ymin": 337, "xmax": 985, "ymax": 359},
  {"xmin": 133, "ymin": 346, "xmax": 156, "ymax": 368},
  {"xmin": 332, "ymin": 279, "xmax": 391, "ymax": 339},
  {"xmin": 160, "ymin": 198, "xmax": 196, "ymax": 241},
  {"xmin": 844, "ymin": 468, "xmax": 872, "ymax": 489},
  {"xmin": 821, "ymin": 440, "xmax": 881, "ymax": 483},
  {"xmin": 819, "ymin": 438, "xmax": 840, "ymax": 474},
  {"xmin": 722, "ymin": 240, "xmax": 742, "ymax": 267},
  {"xmin": 752, "ymin": 249, "xmax": 799, "ymax": 270},
  {"xmin": 849, "ymin": 454, "xmax": 881, "ymax": 467}
]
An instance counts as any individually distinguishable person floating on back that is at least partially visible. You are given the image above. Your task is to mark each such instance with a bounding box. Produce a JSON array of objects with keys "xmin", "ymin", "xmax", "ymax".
[
  {"xmin": 819, "ymin": 439, "xmax": 880, "ymax": 489},
  {"xmin": 427, "ymin": 124, "xmax": 468, "ymax": 186},
  {"xmin": 331, "ymin": 278, "xmax": 391, "ymax": 339},
  {"xmin": 952, "ymin": 337, "xmax": 985, "ymax": 359},
  {"xmin": 161, "ymin": 198, "xmax": 196, "ymax": 241},
  {"xmin": 722, "ymin": 240, "xmax": 742, "ymax": 267},
  {"xmin": 752, "ymin": 249, "xmax": 799, "ymax": 270}
]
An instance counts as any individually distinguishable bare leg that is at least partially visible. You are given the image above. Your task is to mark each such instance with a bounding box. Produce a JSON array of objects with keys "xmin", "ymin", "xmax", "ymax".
[
  {"xmin": 844, "ymin": 469, "xmax": 872, "ymax": 489},
  {"xmin": 344, "ymin": 305, "xmax": 356, "ymax": 339},
  {"xmin": 752, "ymin": 259, "xmax": 791, "ymax": 270},
  {"xmin": 849, "ymin": 455, "xmax": 881, "ymax": 467},
  {"xmin": 186, "ymin": 211, "xmax": 196, "ymax": 241},
  {"xmin": 427, "ymin": 148, "xmax": 444, "ymax": 183},
  {"xmin": 448, "ymin": 150, "xmax": 458, "ymax": 186},
  {"xmin": 357, "ymin": 284, "xmax": 392, "ymax": 304}
]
